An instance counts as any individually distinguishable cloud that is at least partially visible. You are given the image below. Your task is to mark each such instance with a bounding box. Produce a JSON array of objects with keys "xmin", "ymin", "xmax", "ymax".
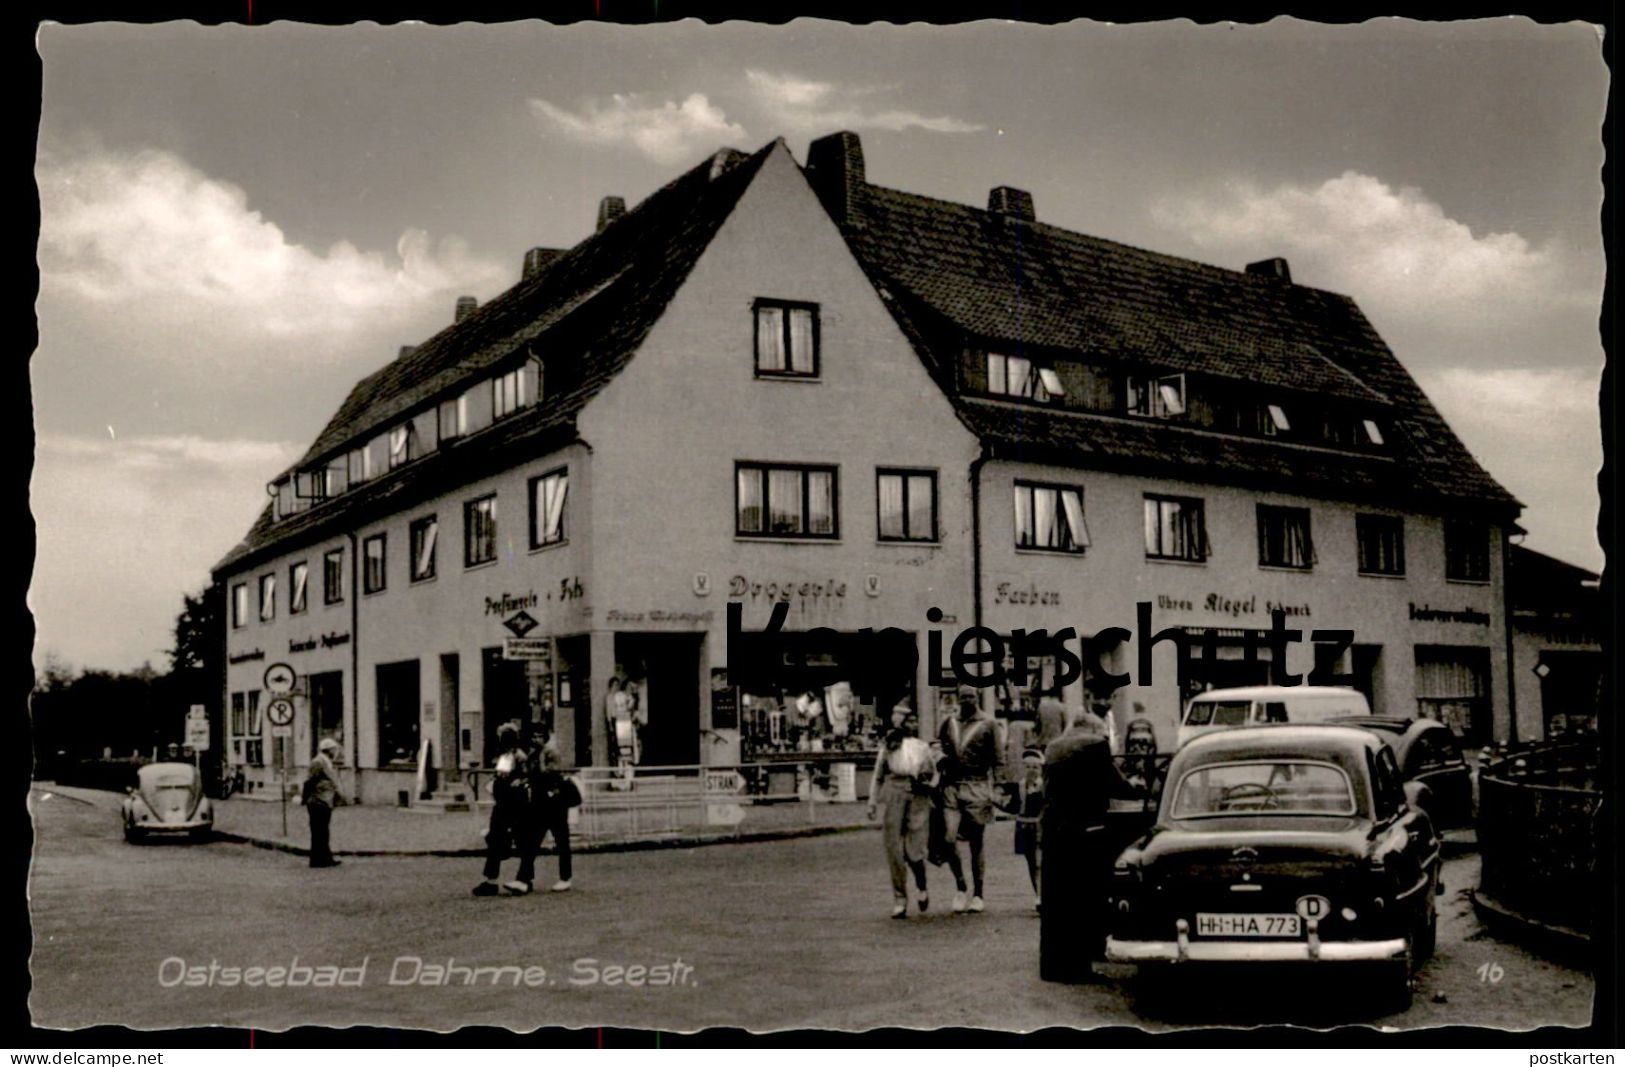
[
  {"xmin": 1415, "ymin": 366, "xmax": 1603, "ymax": 571},
  {"xmin": 745, "ymin": 69, "xmax": 984, "ymax": 135},
  {"xmin": 527, "ymin": 93, "xmax": 747, "ymax": 165},
  {"xmin": 30, "ymin": 433, "xmax": 302, "ymax": 671},
  {"xmin": 37, "ymin": 145, "xmax": 506, "ymax": 341},
  {"xmin": 1151, "ymin": 171, "xmax": 1581, "ymax": 327}
]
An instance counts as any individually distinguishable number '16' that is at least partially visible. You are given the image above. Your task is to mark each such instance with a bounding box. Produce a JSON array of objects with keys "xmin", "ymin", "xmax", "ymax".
[{"xmin": 1477, "ymin": 962, "xmax": 1505, "ymax": 984}]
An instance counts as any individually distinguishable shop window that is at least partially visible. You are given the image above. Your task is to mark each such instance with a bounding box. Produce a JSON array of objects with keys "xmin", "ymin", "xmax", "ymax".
[
  {"xmin": 529, "ymin": 469, "xmax": 568, "ymax": 548},
  {"xmin": 323, "ymin": 548, "xmax": 345, "ymax": 605},
  {"xmin": 1127, "ymin": 374, "xmax": 1186, "ymax": 418},
  {"xmin": 1356, "ymin": 514, "xmax": 1405, "ymax": 576},
  {"xmin": 1445, "ymin": 519, "xmax": 1491, "ymax": 583},
  {"xmin": 465, "ymin": 494, "xmax": 498, "ymax": 566},
  {"xmin": 1014, "ymin": 480, "xmax": 1089, "ymax": 553},
  {"xmin": 877, "ymin": 469, "xmax": 937, "ymax": 542},
  {"xmin": 363, "ymin": 533, "xmax": 387, "ymax": 594},
  {"xmin": 754, "ymin": 300, "xmax": 819, "ymax": 377},
  {"xmin": 493, "ymin": 366, "xmax": 527, "ymax": 419},
  {"xmin": 231, "ymin": 583, "xmax": 247, "ymax": 629},
  {"xmin": 230, "ymin": 691, "xmax": 246, "ymax": 763},
  {"xmin": 1144, "ymin": 494, "xmax": 1207, "ymax": 562},
  {"xmin": 289, "ymin": 561, "xmax": 309, "ymax": 614},
  {"xmin": 244, "ymin": 689, "xmax": 264, "ymax": 767},
  {"xmin": 409, "ymin": 515, "xmax": 438, "ymax": 582},
  {"xmin": 375, "ymin": 660, "xmax": 421, "ymax": 766},
  {"xmin": 1415, "ymin": 646, "xmax": 1490, "ymax": 746},
  {"xmin": 736, "ymin": 463, "xmax": 838, "ymax": 539},
  {"xmin": 1257, "ymin": 504, "xmax": 1313, "ymax": 569},
  {"xmin": 258, "ymin": 573, "xmax": 276, "ymax": 621}
]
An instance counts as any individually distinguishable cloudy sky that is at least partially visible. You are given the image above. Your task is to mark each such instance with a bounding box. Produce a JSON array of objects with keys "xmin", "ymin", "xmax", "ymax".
[{"xmin": 32, "ymin": 18, "xmax": 1606, "ymax": 671}]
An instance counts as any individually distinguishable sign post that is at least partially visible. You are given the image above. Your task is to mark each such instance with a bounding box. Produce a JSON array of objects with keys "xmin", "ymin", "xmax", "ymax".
[
  {"xmin": 185, "ymin": 705, "xmax": 209, "ymax": 774},
  {"xmin": 267, "ymin": 694, "xmax": 296, "ymax": 839}
]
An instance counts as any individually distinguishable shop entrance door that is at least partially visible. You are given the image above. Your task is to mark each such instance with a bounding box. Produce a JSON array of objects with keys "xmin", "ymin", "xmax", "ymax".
[
  {"xmin": 481, "ymin": 647, "xmax": 528, "ymax": 764},
  {"xmin": 624, "ymin": 633, "xmax": 701, "ymax": 769},
  {"xmin": 308, "ymin": 671, "xmax": 344, "ymax": 760}
]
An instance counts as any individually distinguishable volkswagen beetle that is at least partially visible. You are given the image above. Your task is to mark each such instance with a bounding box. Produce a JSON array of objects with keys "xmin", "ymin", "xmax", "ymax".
[
  {"xmin": 1105, "ymin": 725, "xmax": 1440, "ymax": 1008},
  {"xmin": 123, "ymin": 762, "xmax": 213, "ymax": 842}
]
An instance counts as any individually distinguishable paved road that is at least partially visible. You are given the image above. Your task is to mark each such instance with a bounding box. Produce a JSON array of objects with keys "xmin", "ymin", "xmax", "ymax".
[{"xmin": 28, "ymin": 787, "xmax": 1593, "ymax": 1034}]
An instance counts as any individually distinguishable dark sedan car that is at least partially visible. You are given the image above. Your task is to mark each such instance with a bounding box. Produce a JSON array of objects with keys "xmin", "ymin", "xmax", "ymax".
[
  {"xmin": 1105, "ymin": 725, "xmax": 1441, "ymax": 1008},
  {"xmin": 1328, "ymin": 716, "xmax": 1475, "ymax": 831}
]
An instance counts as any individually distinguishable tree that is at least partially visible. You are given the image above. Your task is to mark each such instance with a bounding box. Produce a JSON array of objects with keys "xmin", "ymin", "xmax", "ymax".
[{"xmin": 170, "ymin": 584, "xmax": 223, "ymax": 674}]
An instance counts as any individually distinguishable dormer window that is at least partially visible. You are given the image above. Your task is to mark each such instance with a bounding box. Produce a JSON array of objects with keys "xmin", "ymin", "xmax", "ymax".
[
  {"xmin": 987, "ymin": 353, "xmax": 1063, "ymax": 403},
  {"xmin": 1362, "ymin": 419, "xmax": 1385, "ymax": 446},
  {"xmin": 438, "ymin": 396, "xmax": 466, "ymax": 442},
  {"xmin": 493, "ymin": 366, "xmax": 528, "ymax": 419},
  {"xmin": 1264, "ymin": 403, "xmax": 1291, "ymax": 435},
  {"xmin": 1127, "ymin": 373, "xmax": 1185, "ymax": 418},
  {"xmin": 388, "ymin": 424, "xmax": 418, "ymax": 470}
]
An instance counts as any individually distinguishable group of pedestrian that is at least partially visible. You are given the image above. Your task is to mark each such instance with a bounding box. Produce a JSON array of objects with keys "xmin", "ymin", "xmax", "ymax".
[
  {"xmin": 867, "ymin": 684, "xmax": 1048, "ymax": 919},
  {"xmin": 473, "ymin": 721, "xmax": 579, "ymax": 897}
]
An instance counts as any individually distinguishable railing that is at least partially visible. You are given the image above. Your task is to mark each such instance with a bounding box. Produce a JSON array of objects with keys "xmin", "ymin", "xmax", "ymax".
[{"xmin": 1475, "ymin": 740, "xmax": 1601, "ymax": 940}]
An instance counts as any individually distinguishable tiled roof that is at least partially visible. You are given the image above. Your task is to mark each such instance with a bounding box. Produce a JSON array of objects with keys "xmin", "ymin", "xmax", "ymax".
[
  {"xmin": 1509, "ymin": 545, "xmax": 1601, "ymax": 620},
  {"xmin": 213, "ymin": 142, "xmax": 772, "ymax": 577},
  {"xmin": 833, "ymin": 176, "xmax": 1516, "ymax": 511}
]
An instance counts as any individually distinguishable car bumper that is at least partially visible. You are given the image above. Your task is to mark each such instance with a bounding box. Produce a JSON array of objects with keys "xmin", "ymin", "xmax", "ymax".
[
  {"xmin": 130, "ymin": 819, "xmax": 212, "ymax": 834},
  {"xmin": 1107, "ymin": 919, "xmax": 1407, "ymax": 964}
]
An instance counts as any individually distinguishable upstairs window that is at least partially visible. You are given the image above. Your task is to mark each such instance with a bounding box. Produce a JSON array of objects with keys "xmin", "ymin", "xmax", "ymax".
[
  {"xmin": 347, "ymin": 447, "xmax": 371, "ymax": 485},
  {"xmin": 754, "ymin": 300, "xmax": 819, "ymax": 377},
  {"xmin": 231, "ymin": 583, "xmax": 248, "ymax": 629},
  {"xmin": 877, "ymin": 469, "xmax": 938, "ymax": 543},
  {"xmin": 1357, "ymin": 514, "xmax": 1406, "ymax": 576},
  {"xmin": 323, "ymin": 548, "xmax": 345, "ymax": 605},
  {"xmin": 1263, "ymin": 403, "xmax": 1291, "ymax": 436},
  {"xmin": 1257, "ymin": 504, "xmax": 1313, "ymax": 569},
  {"xmin": 362, "ymin": 534, "xmax": 387, "ymax": 594},
  {"xmin": 493, "ymin": 366, "xmax": 528, "ymax": 419},
  {"xmin": 530, "ymin": 469, "xmax": 569, "ymax": 549},
  {"xmin": 465, "ymin": 495, "xmax": 498, "ymax": 566},
  {"xmin": 1144, "ymin": 494, "xmax": 1208, "ymax": 562},
  {"xmin": 987, "ymin": 353, "xmax": 1064, "ymax": 403},
  {"xmin": 438, "ymin": 395, "xmax": 467, "ymax": 442},
  {"xmin": 1014, "ymin": 481, "xmax": 1089, "ymax": 554},
  {"xmin": 410, "ymin": 515, "xmax": 438, "ymax": 583},
  {"xmin": 1361, "ymin": 419, "xmax": 1386, "ymax": 446},
  {"xmin": 389, "ymin": 423, "xmax": 418, "ymax": 470},
  {"xmin": 294, "ymin": 467, "xmax": 333, "ymax": 503},
  {"xmin": 736, "ymin": 463, "xmax": 838, "ymax": 539},
  {"xmin": 290, "ymin": 561, "xmax": 309, "ymax": 614},
  {"xmin": 1127, "ymin": 374, "xmax": 1186, "ymax": 418},
  {"xmin": 258, "ymin": 573, "xmax": 276, "ymax": 621},
  {"xmin": 1445, "ymin": 519, "xmax": 1491, "ymax": 583}
]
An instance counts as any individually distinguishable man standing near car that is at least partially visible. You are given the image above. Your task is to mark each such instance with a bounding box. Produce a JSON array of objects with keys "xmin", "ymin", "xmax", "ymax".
[
  {"xmin": 938, "ymin": 684, "xmax": 1001, "ymax": 913},
  {"xmin": 302, "ymin": 737, "xmax": 343, "ymax": 869}
]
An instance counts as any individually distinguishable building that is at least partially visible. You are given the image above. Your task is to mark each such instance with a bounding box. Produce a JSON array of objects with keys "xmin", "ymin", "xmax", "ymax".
[
  {"xmin": 213, "ymin": 132, "xmax": 1521, "ymax": 803},
  {"xmin": 1508, "ymin": 545, "xmax": 1603, "ymax": 740}
]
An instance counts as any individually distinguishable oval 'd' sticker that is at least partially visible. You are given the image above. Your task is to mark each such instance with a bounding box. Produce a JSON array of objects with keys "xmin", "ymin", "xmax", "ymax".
[{"xmin": 1295, "ymin": 895, "xmax": 1331, "ymax": 920}]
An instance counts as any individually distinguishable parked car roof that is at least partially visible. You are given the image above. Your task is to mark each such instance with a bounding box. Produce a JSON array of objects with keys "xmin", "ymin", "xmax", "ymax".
[
  {"xmin": 1187, "ymin": 685, "xmax": 1366, "ymax": 702},
  {"xmin": 1172, "ymin": 723, "xmax": 1385, "ymax": 762}
]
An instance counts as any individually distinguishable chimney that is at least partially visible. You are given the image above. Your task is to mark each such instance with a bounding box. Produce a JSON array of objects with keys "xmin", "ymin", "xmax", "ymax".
[
  {"xmin": 988, "ymin": 186, "xmax": 1035, "ymax": 222},
  {"xmin": 454, "ymin": 296, "xmax": 478, "ymax": 323},
  {"xmin": 1246, "ymin": 257, "xmax": 1292, "ymax": 283},
  {"xmin": 596, "ymin": 196, "xmax": 626, "ymax": 233},
  {"xmin": 805, "ymin": 131, "xmax": 866, "ymax": 227},
  {"xmin": 522, "ymin": 247, "xmax": 562, "ymax": 280}
]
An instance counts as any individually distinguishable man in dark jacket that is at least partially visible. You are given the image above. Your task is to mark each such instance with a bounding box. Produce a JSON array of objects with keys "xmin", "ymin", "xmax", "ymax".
[
  {"xmin": 302, "ymin": 737, "xmax": 344, "ymax": 869},
  {"xmin": 473, "ymin": 723, "xmax": 538, "ymax": 896}
]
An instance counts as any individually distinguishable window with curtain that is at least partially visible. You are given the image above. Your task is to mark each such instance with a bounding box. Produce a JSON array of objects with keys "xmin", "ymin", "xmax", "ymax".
[
  {"xmin": 492, "ymin": 367, "xmax": 527, "ymax": 419},
  {"xmin": 753, "ymin": 300, "xmax": 819, "ymax": 377},
  {"xmin": 258, "ymin": 573, "xmax": 276, "ymax": 621},
  {"xmin": 289, "ymin": 561, "xmax": 309, "ymax": 614},
  {"xmin": 245, "ymin": 689, "xmax": 264, "ymax": 766},
  {"xmin": 529, "ymin": 469, "xmax": 569, "ymax": 548},
  {"xmin": 736, "ymin": 463, "xmax": 838, "ymax": 538},
  {"xmin": 389, "ymin": 423, "xmax": 417, "ymax": 469},
  {"xmin": 1144, "ymin": 495, "xmax": 1207, "ymax": 561},
  {"xmin": 323, "ymin": 548, "xmax": 345, "ymax": 605},
  {"xmin": 1014, "ymin": 480, "xmax": 1089, "ymax": 553},
  {"xmin": 362, "ymin": 533, "xmax": 387, "ymax": 593},
  {"xmin": 877, "ymin": 469, "xmax": 938, "ymax": 542},
  {"xmin": 1356, "ymin": 514, "xmax": 1406, "ymax": 575},
  {"xmin": 1257, "ymin": 505, "xmax": 1313, "ymax": 569},
  {"xmin": 465, "ymin": 495, "xmax": 498, "ymax": 566},
  {"xmin": 410, "ymin": 515, "xmax": 438, "ymax": 582},
  {"xmin": 1127, "ymin": 374, "xmax": 1186, "ymax": 417},
  {"xmin": 232, "ymin": 583, "xmax": 247, "ymax": 628}
]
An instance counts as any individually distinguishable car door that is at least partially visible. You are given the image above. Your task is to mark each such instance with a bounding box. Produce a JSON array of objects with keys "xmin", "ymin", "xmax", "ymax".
[{"xmin": 1404, "ymin": 730, "xmax": 1473, "ymax": 831}]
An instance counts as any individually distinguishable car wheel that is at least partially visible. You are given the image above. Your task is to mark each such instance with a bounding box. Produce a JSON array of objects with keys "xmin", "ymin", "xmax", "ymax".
[
  {"xmin": 123, "ymin": 825, "xmax": 142, "ymax": 844},
  {"xmin": 1373, "ymin": 954, "xmax": 1414, "ymax": 1014},
  {"xmin": 190, "ymin": 827, "xmax": 212, "ymax": 843}
]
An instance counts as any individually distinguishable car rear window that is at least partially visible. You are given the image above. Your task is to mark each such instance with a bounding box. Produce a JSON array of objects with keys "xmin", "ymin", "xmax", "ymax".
[
  {"xmin": 1172, "ymin": 760, "xmax": 1356, "ymax": 817},
  {"xmin": 1185, "ymin": 700, "xmax": 1251, "ymax": 727}
]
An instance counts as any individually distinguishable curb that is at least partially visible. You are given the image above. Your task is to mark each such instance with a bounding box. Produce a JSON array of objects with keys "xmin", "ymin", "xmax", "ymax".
[
  {"xmin": 1469, "ymin": 887, "xmax": 1591, "ymax": 961},
  {"xmin": 214, "ymin": 820, "xmax": 878, "ymax": 859}
]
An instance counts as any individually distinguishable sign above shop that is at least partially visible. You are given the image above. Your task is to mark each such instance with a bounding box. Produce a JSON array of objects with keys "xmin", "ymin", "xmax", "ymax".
[
  {"xmin": 994, "ymin": 582, "xmax": 1061, "ymax": 607},
  {"xmin": 1151, "ymin": 592, "xmax": 1313, "ymax": 619},
  {"xmin": 228, "ymin": 648, "xmax": 265, "ymax": 665},
  {"xmin": 485, "ymin": 591, "xmax": 540, "ymax": 617},
  {"xmin": 503, "ymin": 610, "xmax": 539, "ymax": 637},
  {"xmin": 503, "ymin": 637, "xmax": 552, "ymax": 662},
  {"xmin": 1409, "ymin": 602, "xmax": 1491, "ymax": 626},
  {"xmin": 728, "ymin": 575, "xmax": 847, "ymax": 605}
]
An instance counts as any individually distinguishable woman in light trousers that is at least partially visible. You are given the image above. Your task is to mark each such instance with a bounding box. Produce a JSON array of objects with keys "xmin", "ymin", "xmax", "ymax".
[{"xmin": 867, "ymin": 704, "xmax": 937, "ymax": 918}]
